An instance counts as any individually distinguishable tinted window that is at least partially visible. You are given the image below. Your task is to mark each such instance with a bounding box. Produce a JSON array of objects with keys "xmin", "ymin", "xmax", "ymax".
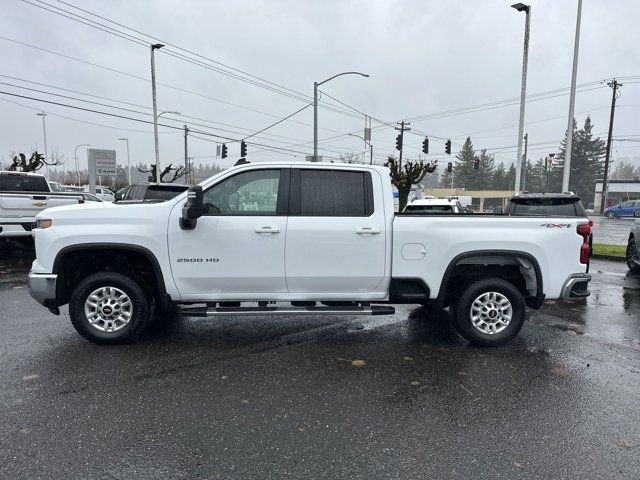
[
  {"xmin": 203, "ymin": 169, "xmax": 281, "ymax": 215},
  {"xmin": 144, "ymin": 186, "xmax": 187, "ymax": 201},
  {"xmin": 299, "ymin": 170, "xmax": 372, "ymax": 216},
  {"xmin": 0, "ymin": 174, "xmax": 50, "ymax": 192},
  {"xmin": 405, "ymin": 204, "xmax": 453, "ymax": 213},
  {"xmin": 511, "ymin": 199, "xmax": 578, "ymax": 216}
]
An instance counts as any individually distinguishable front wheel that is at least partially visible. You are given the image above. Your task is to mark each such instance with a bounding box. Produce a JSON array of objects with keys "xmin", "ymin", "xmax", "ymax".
[
  {"xmin": 626, "ymin": 239, "xmax": 640, "ymax": 272},
  {"xmin": 605, "ymin": 211, "xmax": 616, "ymax": 219},
  {"xmin": 453, "ymin": 278, "xmax": 526, "ymax": 347},
  {"xmin": 634, "ymin": 210, "xmax": 640, "ymax": 218},
  {"xmin": 69, "ymin": 272, "xmax": 151, "ymax": 344}
]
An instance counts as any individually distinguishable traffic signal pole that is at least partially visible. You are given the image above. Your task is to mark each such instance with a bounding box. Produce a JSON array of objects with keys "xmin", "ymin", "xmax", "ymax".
[{"xmin": 395, "ymin": 120, "xmax": 411, "ymax": 169}]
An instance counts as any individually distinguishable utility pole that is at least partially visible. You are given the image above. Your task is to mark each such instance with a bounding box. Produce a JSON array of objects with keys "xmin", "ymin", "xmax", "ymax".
[
  {"xmin": 150, "ymin": 43, "xmax": 164, "ymax": 182},
  {"xmin": 36, "ymin": 112, "xmax": 48, "ymax": 177},
  {"xmin": 512, "ymin": 2, "xmax": 531, "ymax": 194},
  {"xmin": 522, "ymin": 133, "xmax": 528, "ymax": 191},
  {"xmin": 395, "ymin": 120, "xmax": 411, "ymax": 169},
  {"xmin": 561, "ymin": 0, "xmax": 583, "ymax": 193},
  {"xmin": 183, "ymin": 125, "xmax": 190, "ymax": 185},
  {"xmin": 601, "ymin": 79, "xmax": 622, "ymax": 213}
]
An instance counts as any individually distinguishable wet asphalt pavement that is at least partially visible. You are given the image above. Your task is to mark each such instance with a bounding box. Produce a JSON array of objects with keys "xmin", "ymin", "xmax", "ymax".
[
  {"xmin": 590, "ymin": 215, "xmax": 636, "ymax": 245},
  {"xmin": 1, "ymin": 241, "xmax": 639, "ymax": 479}
]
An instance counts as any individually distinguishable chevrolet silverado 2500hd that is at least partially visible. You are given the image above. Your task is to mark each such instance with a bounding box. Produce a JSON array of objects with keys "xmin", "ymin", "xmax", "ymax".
[{"xmin": 28, "ymin": 162, "xmax": 592, "ymax": 346}]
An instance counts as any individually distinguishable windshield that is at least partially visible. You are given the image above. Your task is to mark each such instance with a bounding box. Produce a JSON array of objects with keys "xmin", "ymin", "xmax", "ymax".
[
  {"xmin": 511, "ymin": 199, "xmax": 578, "ymax": 216},
  {"xmin": 404, "ymin": 204, "xmax": 453, "ymax": 213}
]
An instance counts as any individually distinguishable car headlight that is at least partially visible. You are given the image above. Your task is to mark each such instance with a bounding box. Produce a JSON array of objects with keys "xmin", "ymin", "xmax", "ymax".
[{"xmin": 35, "ymin": 219, "xmax": 53, "ymax": 229}]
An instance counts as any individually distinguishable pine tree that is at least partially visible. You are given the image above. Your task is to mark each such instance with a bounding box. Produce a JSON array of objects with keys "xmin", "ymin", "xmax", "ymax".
[
  {"xmin": 552, "ymin": 116, "xmax": 606, "ymax": 204},
  {"xmin": 491, "ymin": 163, "xmax": 508, "ymax": 190},
  {"xmin": 452, "ymin": 137, "xmax": 476, "ymax": 189}
]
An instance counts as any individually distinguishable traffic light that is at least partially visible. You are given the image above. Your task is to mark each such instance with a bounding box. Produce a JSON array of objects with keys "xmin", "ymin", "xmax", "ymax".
[
  {"xmin": 447, "ymin": 162, "xmax": 453, "ymax": 173},
  {"xmin": 240, "ymin": 140, "xmax": 247, "ymax": 158},
  {"xmin": 422, "ymin": 137, "xmax": 429, "ymax": 154},
  {"xmin": 445, "ymin": 139, "xmax": 452, "ymax": 155},
  {"xmin": 395, "ymin": 134, "xmax": 402, "ymax": 151},
  {"xmin": 473, "ymin": 158, "xmax": 480, "ymax": 170},
  {"xmin": 221, "ymin": 143, "xmax": 228, "ymax": 158}
]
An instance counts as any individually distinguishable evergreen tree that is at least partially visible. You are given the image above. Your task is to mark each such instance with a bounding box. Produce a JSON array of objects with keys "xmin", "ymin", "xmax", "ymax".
[
  {"xmin": 491, "ymin": 163, "xmax": 508, "ymax": 190},
  {"xmin": 452, "ymin": 137, "xmax": 476, "ymax": 189},
  {"xmin": 506, "ymin": 164, "xmax": 516, "ymax": 191},
  {"xmin": 552, "ymin": 116, "xmax": 606, "ymax": 204}
]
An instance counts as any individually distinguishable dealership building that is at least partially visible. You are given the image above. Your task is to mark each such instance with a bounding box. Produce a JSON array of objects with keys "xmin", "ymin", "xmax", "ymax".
[{"xmin": 594, "ymin": 179, "xmax": 640, "ymax": 210}]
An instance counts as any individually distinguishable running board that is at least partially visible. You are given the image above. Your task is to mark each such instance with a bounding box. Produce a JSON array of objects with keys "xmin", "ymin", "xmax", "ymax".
[{"xmin": 180, "ymin": 305, "xmax": 395, "ymax": 317}]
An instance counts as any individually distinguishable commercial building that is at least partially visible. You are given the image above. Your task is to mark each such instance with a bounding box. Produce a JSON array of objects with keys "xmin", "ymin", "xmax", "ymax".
[{"xmin": 594, "ymin": 179, "xmax": 640, "ymax": 210}]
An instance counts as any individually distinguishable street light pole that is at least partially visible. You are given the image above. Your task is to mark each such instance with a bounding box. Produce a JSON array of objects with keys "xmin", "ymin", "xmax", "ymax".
[
  {"xmin": 150, "ymin": 43, "xmax": 164, "ymax": 182},
  {"xmin": 512, "ymin": 3, "xmax": 531, "ymax": 194},
  {"xmin": 117, "ymin": 138, "xmax": 131, "ymax": 185},
  {"xmin": 73, "ymin": 143, "xmax": 90, "ymax": 186},
  {"xmin": 36, "ymin": 112, "xmax": 49, "ymax": 177},
  {"xmin": 562, "ymin": 0, "xmax": 583, "ymax": 193},
  {"xmin": 313, "ymin": 71, "xmax": 369, "ymax": 162}
]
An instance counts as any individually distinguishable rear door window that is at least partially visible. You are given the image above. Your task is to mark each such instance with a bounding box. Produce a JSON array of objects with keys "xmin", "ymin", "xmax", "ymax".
[
  {"xmin": 293, "ymin": 169, "xmax": 373, "ymax": 216},
  {"xmin": 511, "ymin": 199, "xmax": 578, "ymax": 216}
]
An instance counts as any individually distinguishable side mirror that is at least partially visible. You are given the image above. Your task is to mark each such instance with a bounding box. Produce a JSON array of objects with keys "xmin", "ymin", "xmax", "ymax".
[
  {"xmin": 114, "ymin": 191, "xmax": 123, "ymax": 201},
  {"xmin": 180, "ymin": 185, "xmax": 204, "ymax": 230},
  {"xmin": 493, "ymin": 206, "xmax": 504, "ymax": 214}
]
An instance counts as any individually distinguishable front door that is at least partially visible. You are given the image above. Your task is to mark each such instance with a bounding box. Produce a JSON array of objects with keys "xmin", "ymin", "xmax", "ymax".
[
  {"xmin": 168, "ymin": 168, "xmax": 289, "ymax": 300},
  {"xmin": 284, "ymin": 168, "xmax": 387, "ymax": 296}
]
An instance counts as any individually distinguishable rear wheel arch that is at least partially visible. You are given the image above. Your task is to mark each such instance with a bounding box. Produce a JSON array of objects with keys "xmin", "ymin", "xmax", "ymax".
[
  {"xmin": 52, "ymin": 243, "xmax": 168, "ymax": 309},
  {"xmin": 436, "ymin": 250, "xmax": 543, "ymax": 309}
]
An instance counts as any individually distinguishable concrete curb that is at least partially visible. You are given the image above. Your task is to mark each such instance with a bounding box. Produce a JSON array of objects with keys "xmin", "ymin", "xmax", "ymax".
[{"xmin": 591, "ymin": 253, "xmax": 626, "ymax": 262}]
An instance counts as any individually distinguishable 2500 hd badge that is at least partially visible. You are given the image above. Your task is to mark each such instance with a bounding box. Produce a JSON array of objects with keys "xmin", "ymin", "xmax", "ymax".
[{"xmin": 176, "ymin": 258, "xmax": 219, "ymax": 263}]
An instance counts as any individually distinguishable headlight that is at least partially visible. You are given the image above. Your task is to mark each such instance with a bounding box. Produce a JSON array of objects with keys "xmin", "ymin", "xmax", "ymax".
[{"xmin": 35, "ymin": 219, "xmax": 53, "ymax": 229}]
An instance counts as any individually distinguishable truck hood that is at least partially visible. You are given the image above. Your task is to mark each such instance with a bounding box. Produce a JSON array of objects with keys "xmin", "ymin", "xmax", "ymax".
[{"xmin": 35, "ymin": 199, "xmax": 176, "ymax": 221}]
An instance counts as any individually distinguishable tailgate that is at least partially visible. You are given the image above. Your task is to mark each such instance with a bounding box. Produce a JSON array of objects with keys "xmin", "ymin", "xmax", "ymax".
[{"xmin": 0, "ymin": 193, "xmax": 80, "ymax": 218}]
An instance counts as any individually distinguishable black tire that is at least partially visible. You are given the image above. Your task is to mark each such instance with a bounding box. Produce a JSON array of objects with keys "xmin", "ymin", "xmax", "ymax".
[
  {"xmin": 626, "ymin": 239, "xmax": 640, "ymax": 272},
  {"xmin": 452, "ymin": 278, "xmax": 526, "ymax": 347},
  {"xmin": 69, "ymin": 272, "xmax": 151, "ymax": 344},
  {"xmin": 634, "ymin": 210, "xmax": 640, "ymax": 218},
  {"xmin": 605, "ymin": 211, "xmax": 616, "ymax": 219}
]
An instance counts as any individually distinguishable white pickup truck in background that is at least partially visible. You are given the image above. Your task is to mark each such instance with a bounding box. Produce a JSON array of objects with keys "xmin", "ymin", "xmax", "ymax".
[
  {"xmin": 28, "ymin": 162, "xmax": 592, "ymax": 347},
  {"xmin": 0, "ymin": 171, "xmax": 83, "ymax": 239}
]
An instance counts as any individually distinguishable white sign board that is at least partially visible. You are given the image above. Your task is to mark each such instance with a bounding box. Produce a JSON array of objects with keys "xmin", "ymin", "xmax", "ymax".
[
  {"xmin": 91, "ymin": 149, "xmax": 117, "ymax": 176},
  {"xmin": 87, "ymin": 148, "xmax": 117, "ymax": 194}
]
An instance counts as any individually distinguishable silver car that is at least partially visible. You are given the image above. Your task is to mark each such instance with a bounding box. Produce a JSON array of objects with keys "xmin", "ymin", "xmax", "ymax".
[{"xmin": 627, "ymin": 220, "xmax": 640, "ymax": 272}]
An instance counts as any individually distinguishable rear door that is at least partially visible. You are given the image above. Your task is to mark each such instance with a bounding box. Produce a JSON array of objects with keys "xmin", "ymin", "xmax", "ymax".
[{"xmin": 285, "ymin": 167, "xmax": 387, "ymax": 295}]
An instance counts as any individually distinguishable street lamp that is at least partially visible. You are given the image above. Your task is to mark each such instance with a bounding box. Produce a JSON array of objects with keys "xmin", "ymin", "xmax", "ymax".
[
  {"xmin": 313, "ymin": 71, "xmax": 369, "ymax": 162},
  {"xmin": 158, "ymin": 110, "xmax": 180, "ymax": 119},
  {"xmin": 36, "ymin": 112, "xmax": 49, "ymax": 177},
  {"xmin": 74, "ymin": 143, "xmax": 90, "ymax": 186},
  {"xmin": 348, "ymin": 133, "xmax": 373, "ymax": 165},
  {"xmin": 150, "ymin": 43, "xmax": 164, "ymax": 182},
  {"xmin": 117, "ymin": 138, "xmax": 131, "ymax": 185},
  {"xmin": 512, "ymin": 2, "xmax": 531, "ymax": 193}
]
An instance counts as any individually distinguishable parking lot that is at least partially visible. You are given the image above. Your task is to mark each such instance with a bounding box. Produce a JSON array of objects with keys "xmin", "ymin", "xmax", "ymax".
[
  {"xmin": 0, "ymin": 241, "xmax": 639, "ymax": 479},
  {"xmin": 590, "ymin": 215, "xmax": 636, "ymax": 245}
]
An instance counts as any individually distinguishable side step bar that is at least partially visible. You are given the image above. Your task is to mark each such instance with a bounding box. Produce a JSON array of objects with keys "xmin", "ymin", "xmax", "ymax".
[{"xmin": 180, "ymin": 305, "xmax": 395, "ymax": 317}]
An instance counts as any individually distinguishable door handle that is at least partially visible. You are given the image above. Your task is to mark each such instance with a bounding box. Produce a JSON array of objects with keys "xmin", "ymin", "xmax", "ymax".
[
  {"xmin": 355, "ymin": 227, "xmax": 381, "ymax": 235},
  {"xmin": 255, "ymin": 226, "xmax": 280, "ymax": 234}
]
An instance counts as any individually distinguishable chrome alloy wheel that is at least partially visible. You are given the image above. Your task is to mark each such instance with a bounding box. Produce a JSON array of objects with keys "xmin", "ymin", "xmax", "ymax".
[
  {"xmin": 84, "ymin": 286, "xmax": 133, "ymax": 333},
  {"xmin": 469, "ymin": 291, "xmax": 513, "ymax": 335}
]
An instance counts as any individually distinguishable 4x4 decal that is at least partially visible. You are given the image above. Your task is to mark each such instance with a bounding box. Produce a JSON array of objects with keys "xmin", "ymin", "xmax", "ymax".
[{"xmin": 540, "ymin": 223, "xmax": 571, "ymax": 228}]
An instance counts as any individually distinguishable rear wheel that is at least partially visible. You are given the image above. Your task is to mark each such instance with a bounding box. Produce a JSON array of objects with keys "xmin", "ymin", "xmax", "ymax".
[
  {"xmin": 626, "ymin": 239, "xmax": 640, "ymax": 272},
  {"xmin": 69, "ymin": 272, "xmax": 151, "ymax": 344},
  {"xmin": 453, "ymin": 278, "xmax": 525, "ymax": 347}
]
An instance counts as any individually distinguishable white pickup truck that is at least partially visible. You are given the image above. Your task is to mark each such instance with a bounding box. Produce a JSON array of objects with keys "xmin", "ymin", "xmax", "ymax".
[
  {"xmin": 0, "ymin": 171, "xmax": 83, "ymax": 238},
  {"xmin": 28, "ymin": 162, "xmax": 592, "ymax": 346}
]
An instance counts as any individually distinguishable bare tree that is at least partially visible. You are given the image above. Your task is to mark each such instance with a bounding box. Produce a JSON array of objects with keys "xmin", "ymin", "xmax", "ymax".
[
  {"xmin": 339, "ymin": 152, "xmax": 361, "ymax": 164},
  {"xmin": 138, "ymin": 163, "xmax": 188, "ymax": 183},
  {"xmin": 385, "ymin": 155, "xmax": 437, "ymax": 211},
  {"xmin": 7, "ymin": 151, "xmax": 63, "ymax": 172}
]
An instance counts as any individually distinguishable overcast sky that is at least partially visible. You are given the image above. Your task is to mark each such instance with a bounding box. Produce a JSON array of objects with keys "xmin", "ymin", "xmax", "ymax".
[{"xmin": 1, "ymin": 0, "xmax": 639, "ymax": 175}]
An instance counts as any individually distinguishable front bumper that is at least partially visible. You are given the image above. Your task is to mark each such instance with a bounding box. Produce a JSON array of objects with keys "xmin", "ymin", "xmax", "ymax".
[
  {"xmin": 27, "ymin": 272, "xmax": 58, "ymax": 307},
  {"xmin": 560, "ymin": 273, "xmax": 591, "ymax": 300}
]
